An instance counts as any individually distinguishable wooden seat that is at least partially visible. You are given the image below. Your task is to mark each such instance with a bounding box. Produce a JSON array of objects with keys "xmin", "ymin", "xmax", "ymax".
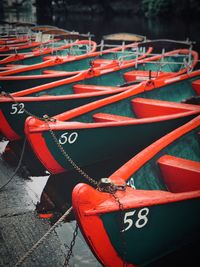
[
  {"xmin": 91, "ymin": 59, "xmax": 117, "ymax": 68},
  {"xmin": 158, "ymin": 154, "xmax": 200, "ymax": 193},
  {"xmin": 0, "ymin": 67, "xmax": 14, "ymax": 70},
  {"xmin": 123, "ymin": 70, "xmax": 157, "ymax": 82},
  {"xmin": 123, "ymin": 70, "xmax": 173, "ymax": 82},
  {"xmin": 191, "ymin": 79, "xmax": 200, "ymax": 95},
  {"xmin": 92, "ymin": 113, "xmax": 135, "ymax": 122},
  {"xmin": 38, "ymin": 94, "xmax": 50, "ymax": 97},
  {"xmin": 73, "ymin": 84, "xmax": 117, "ymax": 94},
  {"xmin": 131, "ymin": 98, "xmax": 199, "ymax": 118},
  {"xmin": 5, "ymin": 64, "xmax": 27, "ymax": 68},
  {"xmin": 42, "ymin": 70, "xmax": 69, "ymax": 75},
  {"xmin": 43, "ymin": 55, "xmax": 74, "ymax": 61}
]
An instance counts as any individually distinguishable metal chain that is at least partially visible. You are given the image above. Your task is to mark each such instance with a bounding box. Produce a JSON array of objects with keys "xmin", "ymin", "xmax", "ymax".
[
  {"xmin": 0, "ymin": 91, "xmax": 55, "ymax": 122},
  {"xmin": 0, "ymin": 137, "xmax": 27, "ymax": 191},
  {"xmin": 2, "ymin": 91, "xmax": 128, "ymax": 265},
  {"xmin": 97, "ymin": 178, "xmax": 128, "ymax": 266},
  {"xmin": 0, "ymin": 92, "xmax": 82, "ymax": 266},
  {"xmin": 14, "ymin": 207, "xmax": 73, "ymax": 267},
  {"xmin": 63, "ymin": 223, "xmax": 79, "ymax": 267},
  {"xmin": 44, "ymin": 121, "xmax": 98, "ymax": 187},
  {"xmin": 110, "ymin": 192, "xmax": 128, "ymax": 266},
  {"xmin": 1, "ymin": 91, "xmax": 98, "ymax": 187}
]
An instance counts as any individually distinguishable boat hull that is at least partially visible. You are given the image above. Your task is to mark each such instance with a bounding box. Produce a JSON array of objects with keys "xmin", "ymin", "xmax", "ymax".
[
  {"xmin": 25, "ymin": 112, "xmax": 199, "ymax": 174},
  {"xmin": 73, "ymin": 184, "xmax": 200, "ymax": 267}
]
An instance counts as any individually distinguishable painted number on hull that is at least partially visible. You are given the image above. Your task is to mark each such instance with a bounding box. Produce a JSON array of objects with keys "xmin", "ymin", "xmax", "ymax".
[
  {"xmin": 59, "ymin": 132, "xmax": 78, "ymax": 145},
  {"xmin": 122, "ymin": 208, "xmax": 149, "ymax": 232},
  {"xmin": 10, "ymin": 103, "xmax": 25, "ymax": 114}
]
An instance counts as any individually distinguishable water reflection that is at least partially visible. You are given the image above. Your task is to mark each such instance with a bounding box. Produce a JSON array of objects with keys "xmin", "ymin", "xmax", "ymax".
[
  {"xmin": 1, "ymin": 2, "xmax": 36, "ymax": 23},
  {"xmin": 1, "ymin": 2, "xmax": 200, "ymax": 45}
]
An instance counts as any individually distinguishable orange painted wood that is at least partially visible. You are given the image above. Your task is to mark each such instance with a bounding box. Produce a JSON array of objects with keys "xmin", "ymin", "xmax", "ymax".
[
  {"xmin": 42, "ymin": 70, "xmax": 69, "ymax": 74},
  {"xmin": 5, "ymin": 64, "xmax": 27, "ymax": 68},
  {"xmin": 192, "ymin": 79, "xmax": 200, "ymax": 95},
  {"xmin": 131, "ymin": 98, "xmax": 199, "ymax": 118},
  {"xmin": 123, "ymin": 70, "xmax": 165, "ymax": 82},
  {"xmin": 73, "ymin": 84, "xmax": 117, "ymax": 94},
  {"xmin": 91, "ymin": 59, "xmax": 117, "ymax": 68},
  {"xmin": 0, "ymin": 110, "xmax": 20, "ymax": 140},
  {"xmin": 158, "ymin": 154, "xmax": 200, "ymax": 193},
  {"xmin": 92, "ymin": 112, "xmax": 134, "ymax": 122}
]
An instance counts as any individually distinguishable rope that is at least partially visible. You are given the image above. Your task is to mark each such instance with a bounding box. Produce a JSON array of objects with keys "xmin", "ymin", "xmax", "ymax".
[
  {"xmin": 14, "ymin": 206, "xmax": 73, "ymax": 267},
  {"xmin": 0, "ymin": 137, "xmax": 27, "ymax": 192},
  {"xmin": 0, "ymin": 92, "xmax": 127, "ymax": 266}
]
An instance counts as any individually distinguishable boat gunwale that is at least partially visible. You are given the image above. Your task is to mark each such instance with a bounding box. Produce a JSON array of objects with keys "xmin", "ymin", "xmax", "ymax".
[
  {"xmin": 25, "ymin": 108, "xmax": 200, "ymax": 133},
  {"xmin": 0, "ymin": 48, "xmax": 196, "ymax": 80},
  {"xmin": 72, "ymin": 115, "xmax": 200, "ymax": 215}
]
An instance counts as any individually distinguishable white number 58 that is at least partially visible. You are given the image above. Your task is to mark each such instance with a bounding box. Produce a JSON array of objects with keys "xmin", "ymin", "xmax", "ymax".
[{"xmin": 121, "ymin": 208, "xmax": 149, "ymax": 232}]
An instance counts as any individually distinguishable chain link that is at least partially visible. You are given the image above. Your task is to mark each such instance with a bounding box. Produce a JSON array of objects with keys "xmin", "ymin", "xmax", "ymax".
[
  {"xmin": 45, "ymin": 121, "xmax": 98, "ymax": 187},
  {"xmin": 63, "ymin": 223, "xmax": 79, "ymax": 267},
  {"xmin": 96, "ymin": 178, "xmax": 128, "ymax": 265},
  {"xmin": 1, "ymin": 91, "xmax": 56, "ymax": 122},
  {"xmin": 1, "ymin": 91, "xmax": 98, "ymax": 187},
  {"xmin": 2, "ymin": 91, "xmax": 128, "ymax": 265},
  {"xmin": 111, "ymin": 191, "xmax": 128, "ymax": 266},
  {"xmin": 14, "ymin": 207, "xmax": 73, "ymax": 267}
]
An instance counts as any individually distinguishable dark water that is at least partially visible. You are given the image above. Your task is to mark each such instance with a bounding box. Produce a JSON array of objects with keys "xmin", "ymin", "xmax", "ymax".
[
  {"xmin": 1, "ymin": 4, "xmax": 200, "ymax": 267},
  {"xmin": 35, "ymin": 10, "xmax": 200, "ymax": 55},
  {"xmin": 1, "ymin": 3, "xmax": 200, "ymax": 46},
  {"xmin": 50, "ymin": 13, "xmax": 200, "ymax": 44}
]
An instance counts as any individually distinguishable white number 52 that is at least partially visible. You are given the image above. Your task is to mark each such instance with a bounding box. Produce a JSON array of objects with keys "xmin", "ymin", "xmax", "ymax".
[{"xmin": 10, "ymin": 103, "xmax": 24, "ymax": 114}]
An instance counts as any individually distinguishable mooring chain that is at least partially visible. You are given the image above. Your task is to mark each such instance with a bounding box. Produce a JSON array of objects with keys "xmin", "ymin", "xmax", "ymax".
[
  {"xmin": 97, "ymin": 177, "xmax": 128, "ymax": 266},
  {"xmin": 2, "ymin": 91, "xmax": 128, "ymax": 266},
  {"xmin": 0, "ymin": 137, "xmax": 27, "ymax": 191},
  {"xmin": 44, "ymin": 125, "xmax": 129, "ymax": 266},
  {"xmin": 0, "ymin": 92, "xmax": 80, "ymax": 266},
  {"xmin": 111, "ymin": 189, "xmax": 128, "ymax": 267},
  {"xmin": 0, "ymin": 91, "xmax": 54, "ymax": 122},
  {"xmin": 14, "ymin": 207, "xmax": 73, "ymax": 267},
  {"xmin": 63, "ymin": 223, "xmax": 79, "ymax": 267},
  {"xmin": 44, "ymin": 120, "xmax": 98, "ymax": 188},
  {"xmin": 1, "ymin": 91, "xmax": 98, "ymax": 187},
  {"xmin": 45, "ymin": 123, "xmax": 129, "ymax": 266}
]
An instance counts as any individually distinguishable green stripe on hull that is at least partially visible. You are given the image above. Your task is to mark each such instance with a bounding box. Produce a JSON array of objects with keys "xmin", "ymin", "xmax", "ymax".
[
  {"xmin": 101, "ymin": 198, "xmax": 200, "ymax": 266},
  {"xmin": 0, "ymin": 76, "xmax": 64, "ymax": 92},
  {"xmin": 43, "ymin": 114, "xmax": 196, "ymax": 172},
  {"xmin": 1, "ymin": 95, "xmax": 104, "ymax": 137}
]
